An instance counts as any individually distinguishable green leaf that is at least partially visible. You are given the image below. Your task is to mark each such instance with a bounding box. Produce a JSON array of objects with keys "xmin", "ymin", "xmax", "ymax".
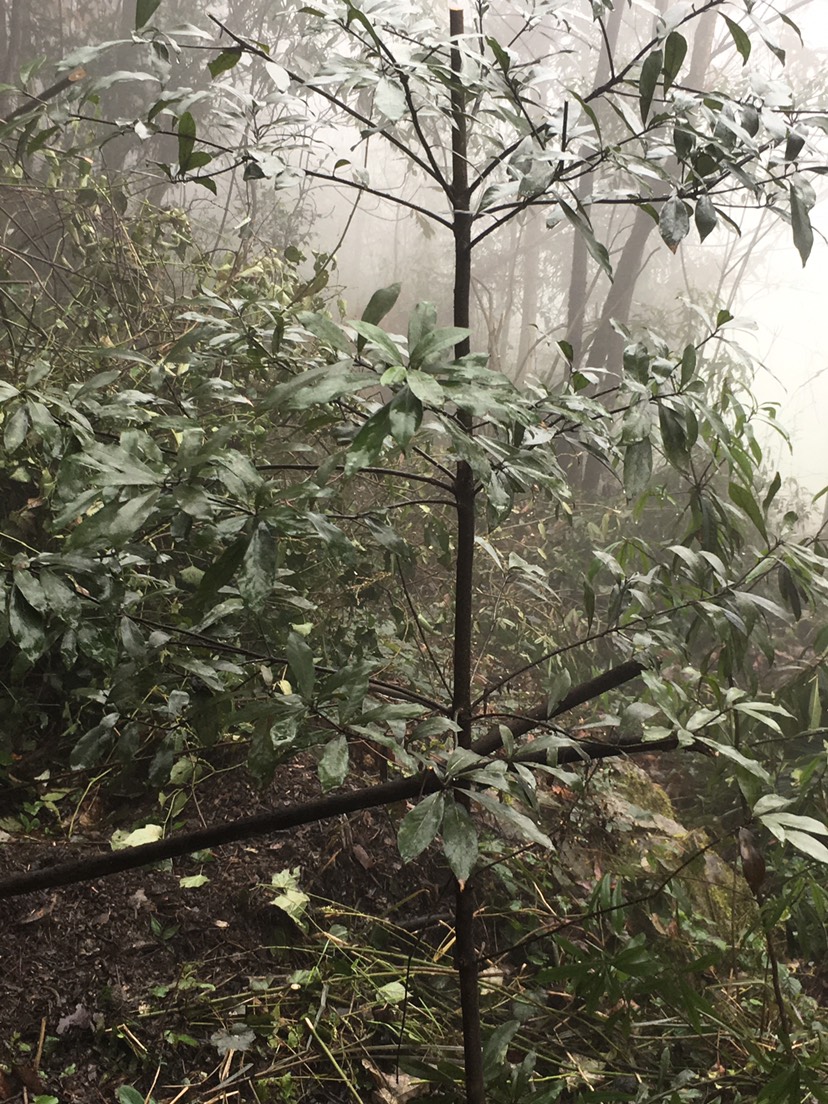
[
  {"xmin": 193, "ymin": 537, "xmax": 249, "ymax": 611},
  {"xmin": 809, "ymin": 676, "xmax": 822, "ymax": 731},
  {"xmin": 179, "ymin": 874, "xmax": 209, "ymax": 889},
  {"xmin": 388, "ymin": 387, "xmax": 422, "ymax": 448},
  {"xmin": 0, "ymin": 380, "xmax": 19, "ymax": 402},
  {"xmin": 559, "ymin": 199, "xmax": 613, "ymax": 281},
  {"xmin": 67, "ymin": 489, "xmax": 160, "ymax": 550},
  {"xmin": 350, "ymin": 320, "xmax": 403, "ymax": 364},
  {"xmin": 694, "ymin": 195, "xmax": 717, "ymax": 242},
  {"xmin": 762, "ymin": 812, "xmax": 828, "ymax": 837},
  {"xmin": 441, "ymin": 796, "xmax": 478, "ymax": 885},
  {"xmin": 71, "ymin": 714, "xmax": 119, "ymax": 770},
  {"xmin": 728, "ymin": 482, "xmax": 767, "ymax": 541},
  {"xmin": 208, "ymin": 48, "xmax": 242, "ymax": 78},
  {"xmin": 659, "ymin": 195, "xmax": 689, "ymax": 253},
  {"xmin": 658, "ymin": 403, "xmax": 688, "ymax": 468},
  {"xmin": 784, "ymin": 830, "xmax": 828, "ymax": 865},
  {"xmin": 268, "ymin": 868, "xmax": 310, "ymax": 930},
  {"xmin": 409, "ymin": 326, "xmax": 470, "ymax": 369},
  {"xmin": 407, "ymin": 301, "xmax": 437, "ymax": 353},
  {"xmin": 406, "ymin": 369, "xmax": 444, "ymax": 406},
  {"xmin": 694, "ymin": 737, "xmax": 771, "ymax": 781},
  {"xmin": 344, "ymin": 405, "xmax": 392, "ymax": 475},
  {"xmin": 117, "ymin": 1087, "xmax": 146, "ymax": 1104},
  {"xmin": 4, "ymin": 405, "xmax": 29, "ymax": 452},
  {"xmin": 238, "ymin": 524, "xmax": 276, "ymax": 608},
  {"xmin": 482, "ymin": 1020, "xmax": 521, "ymax": 1083},
  {"xmin": 398, "ymin": 791, "xmax": 445, "ymax": 862},
  {"xmin": 357, "ymin": 283, "xmax": 401, "ymax": 353},
  {"xmin": 790, "ymin": 182, "xmax": 813, "ymax": 266},
  {"xmin": 9, "ymin": 587, "xmax": 46, "ymax": 662},
  {"xmin": 663, "ymin": 33, "xmax": 687, "ymax": 93},
  {"xmin": 639, "ymin": 49, "xmax": 663, "ymax": 124},
  {"xmin": 623, "ymin": 438, "xmax": 652, "ymax": 500},
  {"xmin": 318, "ymin": 735, "xmax": 349, "ymax": 791},
  {"xmin": 778, "ymin": 564, "xmax": 802, "ymax": 621},
  {"xmin": 470, "ymin": 790, "xmax": 552, "ymax": 848},
  {"xmin": 286, "ymin": 631, "xmax": 315, "ymax": 699},
  {"xmin": 723, "ymin": 16, "xmax": 751, "ymax": 65},
  {"xmin": 763, "ymin": 470, "xmax": 781, "ymax": 511},
  {"xmin": 177, "ymin": 110, "xmax": 197, "ymax": 174},
  {"xmin": 135, "ymin": 0, "xmax": 162, "ymax": 30}
]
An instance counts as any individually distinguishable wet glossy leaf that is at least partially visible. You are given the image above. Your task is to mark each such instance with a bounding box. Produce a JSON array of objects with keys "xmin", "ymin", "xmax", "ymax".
[
  {"xmin": 694, "ymin": 195, "xmax": 717, "ymax": 242},
  {"xmin": 441, "ymin": 796, "xmax": 478, "ymax": 885},
  {"xmin": 659, "ymin": 195, "xmax": 689, "ymax": 253},
  {"xmin": 318, "ymin": 734, "xmax": 348, "ymax": 791},
  {"xmin": 723, "ymin": 15, "xmax": 751, "ymax": 64},
  {"xmin": 398, "ymin": 791, "xmax": 444, "ymax": 862},
  {"xmin": 286, "ymin": 630, "xmax": 315, "ymax": 699},
  {"xmin": 639, "ymin": 49, "xmax": 662, "ymax": 123}
]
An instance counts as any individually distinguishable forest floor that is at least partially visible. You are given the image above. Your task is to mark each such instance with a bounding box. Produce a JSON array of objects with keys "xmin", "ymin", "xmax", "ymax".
[{"xmin": 0, "ymin": 750, "xmax": 447, "ymax": 1104}]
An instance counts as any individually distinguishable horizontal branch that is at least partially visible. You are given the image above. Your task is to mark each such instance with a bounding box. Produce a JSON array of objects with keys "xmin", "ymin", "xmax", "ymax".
[{"xmin": 0, "ymin": 660, "xmax": 654, "ymax": 901}]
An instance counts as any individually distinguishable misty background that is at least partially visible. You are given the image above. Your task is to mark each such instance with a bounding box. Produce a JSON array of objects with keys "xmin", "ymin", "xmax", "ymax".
[{"xmin": 1, "ymin": 0, "xmax": 826, "ymax": 505}]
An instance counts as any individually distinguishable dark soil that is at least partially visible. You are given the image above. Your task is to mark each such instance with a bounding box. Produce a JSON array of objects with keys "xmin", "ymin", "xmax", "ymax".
[{"xmin": 0, "ymin": 751, "xmax": 447, "ymax": 1103}]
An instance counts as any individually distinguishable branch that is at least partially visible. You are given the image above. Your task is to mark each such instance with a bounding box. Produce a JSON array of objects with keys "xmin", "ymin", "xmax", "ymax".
[
  {"xmin": 1, "ymin": 68, "xmax": 86, "ymax": 124},
  {"xmin": 0, "ymin": 659, "xmax": 656, "ymax": 901}
]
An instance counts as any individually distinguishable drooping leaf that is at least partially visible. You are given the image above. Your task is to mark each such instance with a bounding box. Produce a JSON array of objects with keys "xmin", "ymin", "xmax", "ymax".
[
  {"xmin": 238, "ymin": 524, "xmax": 276, "ymax": 609},
  {"xmin": 9, "ymin": 587, "xmax": 46, "ymax": 661},
  {"xmin": 441, "ymin": 796, "xmax": 478, "ymax": 885},
  {"xmin": 176, "ymin": 110, "xmax": 197, "ymax": 174},
  {"xmin": 723, "ymin": 15, "xmax": 751, "ymax": 65},
  {"xmin": 388, "ymin": 387, "xmax": 422, "ymax": 448},
  {"xmin": 192, "ymin": 537, "xmax": 249, "ymax": 611},
  {"xmin": 397, "ymin": 791, "xmax": 445, "ymax": 862},
  {"xmin": 623, "ymin": 438, "xmax": 652, "ymax": 500},
  {"xmin": 67, "ymin": 489, "xmax": 160, "ymax": 550},
  {"xmin": 71, "ymin": 714, "xmax": 120, "ymax": 769},
  {"xmin": 784, "ymin": 830, "xmax": 828, "ymax": 865},
  {"xmin": 694, "ymin": 194, "xmax": 717, "ymax": 242},
  {"xmin": 659, "ymin": 195, "xmax": 690, "ymax": 253},
  {"xmin": 728, "ymin": 482, "xmax": 768, "ymax": 541},
  {"xmin": 470, "ymin": 790, "xmax": 552, "ymax": 848},
  {"xmin": 318, "ymin": 734, "xmax": 349, "ymax": 791},
  {"xmin": 762, "ymin": 812, "xmax": 828, "ymax": 837},
  {"xmin": 406, "ymin": 369, "xmax": 444, "ymax": 406},
  {"xmin": 663, "ymin": 33, "xmax": 687, "ymax": 93},
  {"xmin": 559, "ymin": 199, "xmax": 613, "ymax": 281},
  {"xmin": 344, "ymin": 404, "xmax": 392, "ymax": 475},
  {"xmin": 286, "ymin": 631, "xmax": 315, "ymax": 699},
  {"xmin": 658, "ymin": 403, "xmax": 688, "ymax": 467},
  {"xmin": 639, "ymin": 49, "xmax": 663, "ymax": 124},
  {"xmin": 790, "ymin": 182, "xmax": 814, "ymax": 266}
]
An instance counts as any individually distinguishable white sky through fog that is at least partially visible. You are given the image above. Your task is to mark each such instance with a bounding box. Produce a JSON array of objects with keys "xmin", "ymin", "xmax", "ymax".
[{"xmin": 743, "ymin": 3, "xmax": 828, "ymax": 502}]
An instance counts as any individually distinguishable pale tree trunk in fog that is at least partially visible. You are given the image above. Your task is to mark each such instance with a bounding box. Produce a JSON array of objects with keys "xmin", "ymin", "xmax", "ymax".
[
  {"xmin": 564, "ymin": 3, "xmax": 624, "ymax": 370},
  {"xmin": 575, "ymin": 2, "xmax": 716, "ymax": 493},
  {"xmin": 515, "ymin": 218, "xmax": 541, "ymax": 380},
  {"xmin": 0, "ymin": 0, "xmax": 29, "ymax": 88},
  {"xmin": 584, "ymin": 6, "xmax": 717, "ymax": 382}
]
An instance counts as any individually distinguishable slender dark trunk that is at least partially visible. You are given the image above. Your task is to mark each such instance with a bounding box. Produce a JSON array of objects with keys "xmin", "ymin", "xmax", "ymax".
[{"xmin": 449, "ymin": 8, "xmax": 484, "ymax": 1104}]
